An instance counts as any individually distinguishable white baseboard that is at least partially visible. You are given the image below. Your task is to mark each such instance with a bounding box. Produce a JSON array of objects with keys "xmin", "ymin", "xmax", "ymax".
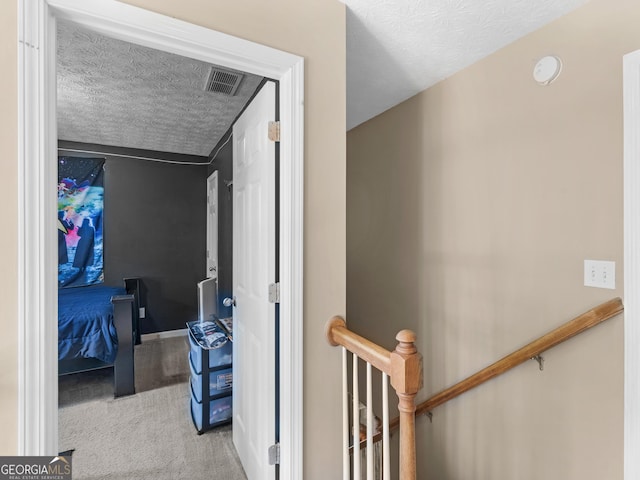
[{"xmin": 141, "ymin": 329, "xmax": 188, "ymax": 342}]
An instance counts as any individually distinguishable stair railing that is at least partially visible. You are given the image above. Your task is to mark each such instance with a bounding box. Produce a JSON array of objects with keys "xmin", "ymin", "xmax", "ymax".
[
  {"xmin": 389, "ymin": 297, "xmax": 624, "ymax": 431},
  {"xmin": 326, "ymin": 317, "xmax": 423, "ymax": 480}
]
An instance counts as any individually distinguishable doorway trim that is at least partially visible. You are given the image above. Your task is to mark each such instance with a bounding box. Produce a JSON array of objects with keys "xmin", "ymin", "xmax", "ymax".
[
  {"xmin": 17, "ymin": 1, "xmax": 304, "ymax": 478},
  {"xmin": 624, "ymin": 48, "xmax": 640, "ymax": 480}
]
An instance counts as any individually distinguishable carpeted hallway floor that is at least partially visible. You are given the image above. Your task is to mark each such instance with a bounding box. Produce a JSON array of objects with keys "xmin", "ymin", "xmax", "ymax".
[{"xmin": 58, "ymin": 335, "xmax": 247, "ymax": 480}]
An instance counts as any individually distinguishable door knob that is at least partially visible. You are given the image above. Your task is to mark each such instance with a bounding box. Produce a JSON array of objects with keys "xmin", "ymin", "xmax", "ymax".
[{"xmin": 223, "ymin": 296, "xmax": 236, "ymax": 307}]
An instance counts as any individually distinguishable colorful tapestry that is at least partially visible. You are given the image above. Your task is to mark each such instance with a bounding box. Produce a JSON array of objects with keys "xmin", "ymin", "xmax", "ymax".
[{"xmin": 58, "ymin": 157, "xmax": 105, "ymax": 288}]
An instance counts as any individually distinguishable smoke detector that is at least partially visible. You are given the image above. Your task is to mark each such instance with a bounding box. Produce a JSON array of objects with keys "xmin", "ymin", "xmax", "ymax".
[{"xmin": 533, "ymin": 56, "xmax": 562, "ymax": 85}]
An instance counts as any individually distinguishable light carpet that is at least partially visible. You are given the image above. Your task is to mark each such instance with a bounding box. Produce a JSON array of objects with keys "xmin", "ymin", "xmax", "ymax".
[
  {"xmin": 59, "ymin": 383, "xmax": 246, "ymax": 479},
  {"xmin": 58, "ymin": 336, "xmax": 246, "ymax": 480}
]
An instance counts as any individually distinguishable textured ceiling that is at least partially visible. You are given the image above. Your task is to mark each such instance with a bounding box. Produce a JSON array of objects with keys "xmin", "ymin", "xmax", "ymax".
[
  {"xmin": 58, "ymin": 2, "xmax": 592, "ymax": 145},
  {"xmin": 57, "ymin": 20, "xmax": 263, "ymax": 157},
  {"xmin": 344, "ymin": 0, "xmax": 590, "ymax": 129}
]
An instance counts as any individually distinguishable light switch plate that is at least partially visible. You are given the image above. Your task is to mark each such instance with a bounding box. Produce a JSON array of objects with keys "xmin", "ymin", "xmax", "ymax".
[{"xmin": 584, "ymin": 260, "xmax": 615, "ymax": 289}]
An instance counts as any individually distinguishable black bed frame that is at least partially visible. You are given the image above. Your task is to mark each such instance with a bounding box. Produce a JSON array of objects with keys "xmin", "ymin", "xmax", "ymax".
[{"xmin": 58, "ymin": 277, "xmax": 142, "ymax": 397}]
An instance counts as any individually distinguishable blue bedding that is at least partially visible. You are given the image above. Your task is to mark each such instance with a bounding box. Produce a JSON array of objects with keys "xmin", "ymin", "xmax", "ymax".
[{"xmin": 58, "ymin": 286, "xmax": 125, "ymax": 364}]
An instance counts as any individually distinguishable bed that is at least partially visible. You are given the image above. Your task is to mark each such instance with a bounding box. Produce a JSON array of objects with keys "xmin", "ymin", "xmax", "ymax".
[{"xmin": 58, "ymin": 278, "xmax": 141, "ymax": 397}]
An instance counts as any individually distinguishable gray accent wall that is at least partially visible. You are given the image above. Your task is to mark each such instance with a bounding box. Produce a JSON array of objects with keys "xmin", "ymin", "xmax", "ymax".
[{"xmin": 59, "ymin": 141, "xmax": 209, "ymax": 333}]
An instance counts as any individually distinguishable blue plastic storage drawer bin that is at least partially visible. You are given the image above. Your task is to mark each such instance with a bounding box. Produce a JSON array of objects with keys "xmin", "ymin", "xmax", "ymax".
[
  {"xmin": 190, "ymin": 357, "xmax": 233, "ymax": 403},
  {"xmin": 190, "ymin": 393, "xmax": 233, "ymax": 431},
  {"xmin": 187, "ymin": 321, "xmax": 232, "ymax": 372}
]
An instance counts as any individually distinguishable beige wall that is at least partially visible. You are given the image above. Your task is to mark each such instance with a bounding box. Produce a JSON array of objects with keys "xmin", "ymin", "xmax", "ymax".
[
  {"xmin": 0, "ymin": 0, "xmax": 18, "ymax": 455},
  {"xmin": 3, "ymin": 1, "xmax": 346, "ymax": 477},
  {"xmin": 347, "ymin": 0, "xmax": 637, "ymax": 478}
]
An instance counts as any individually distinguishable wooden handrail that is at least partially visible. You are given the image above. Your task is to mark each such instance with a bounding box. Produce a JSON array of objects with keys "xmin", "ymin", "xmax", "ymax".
[
  {"xmin": 326, "ymin": 316, "xmax": 423, "ymax": 480},
  {"xmin": 326, "ymin": 316, "xmax": 392, "ymax": 374},
  {"xmin": 385, "ymin": 297, "xmax": 623, "ymax": 431}
]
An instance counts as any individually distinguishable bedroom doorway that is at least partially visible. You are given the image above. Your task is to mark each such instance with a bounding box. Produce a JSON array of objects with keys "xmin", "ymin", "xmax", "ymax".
[{"xmin": 18, "ymin": 1, "xmax": 304, "ymax": 479}]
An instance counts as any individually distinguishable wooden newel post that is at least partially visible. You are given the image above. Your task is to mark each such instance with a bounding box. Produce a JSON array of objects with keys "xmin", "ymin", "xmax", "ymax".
[{"xmin": 390, "ymin": 329, "xmax": 423, "ymax": 480}]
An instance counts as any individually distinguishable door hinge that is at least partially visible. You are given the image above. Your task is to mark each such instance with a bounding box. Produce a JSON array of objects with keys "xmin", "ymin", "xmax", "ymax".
[
  {"xmin": 268, "ymin": 121, "xmax": 280, "ymax": 142},
  {"xmin": 268, "ymin": 443, "xmax": 280, "ymax": 465},
  {"xmin": 268, "ymin": 282, "xmax": 280, "ymax": 303}
]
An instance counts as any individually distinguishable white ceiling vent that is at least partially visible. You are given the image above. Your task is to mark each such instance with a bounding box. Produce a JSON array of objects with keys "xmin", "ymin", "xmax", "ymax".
[{"xmin": 205, "ymin": 67, "xmax": 244, "ymax": 96}]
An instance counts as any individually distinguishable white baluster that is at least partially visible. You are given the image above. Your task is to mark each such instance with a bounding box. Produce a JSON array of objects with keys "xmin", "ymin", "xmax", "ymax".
[
  {"xmin": 342, "ymin": 347, "xmax": 349, "ymax": 480},
  {"xmin": 382, "ymin": 372, "xmax": 390, "ymax": 480},
  {"xmin": 353, "ymin": 353, "xmax": 360, "ymax": 479},
  {"xmin": 367, "ymin": 362, "xmax": 373, "ymax": 480}
]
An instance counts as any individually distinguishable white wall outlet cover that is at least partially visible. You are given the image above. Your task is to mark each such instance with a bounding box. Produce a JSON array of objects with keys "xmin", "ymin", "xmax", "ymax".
[{"xmin": 533, "ymin": 55, "xmax": 562, "ymax": 85}]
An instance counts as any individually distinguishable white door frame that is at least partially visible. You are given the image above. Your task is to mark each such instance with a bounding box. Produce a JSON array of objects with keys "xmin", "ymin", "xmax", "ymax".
[
  {"xmin": 17, "ymin": 2, "xmax": 304, "ymax": 479},
  {"xmin": 624, "ymin": 48, "xmax": 640, "ymax": 480}
]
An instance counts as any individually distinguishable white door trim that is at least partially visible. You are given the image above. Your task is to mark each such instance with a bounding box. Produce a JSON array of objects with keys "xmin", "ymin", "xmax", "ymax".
[
  {"xmin": 624, "ymin": 48, "xmax": 640, "ymax": 480},
  {"xmin": 17, "ymin": 2, "xmax": 304, "ymax": 479}
]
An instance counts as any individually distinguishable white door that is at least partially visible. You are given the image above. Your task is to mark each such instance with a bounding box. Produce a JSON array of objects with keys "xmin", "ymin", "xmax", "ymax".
[
  {"xmin": 232, "ymin": 81, "xmax": 277, "ymax": 480},
  {"xmin": 206, "ymin": 171, "xmax": 218, "ymax": 280}
]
